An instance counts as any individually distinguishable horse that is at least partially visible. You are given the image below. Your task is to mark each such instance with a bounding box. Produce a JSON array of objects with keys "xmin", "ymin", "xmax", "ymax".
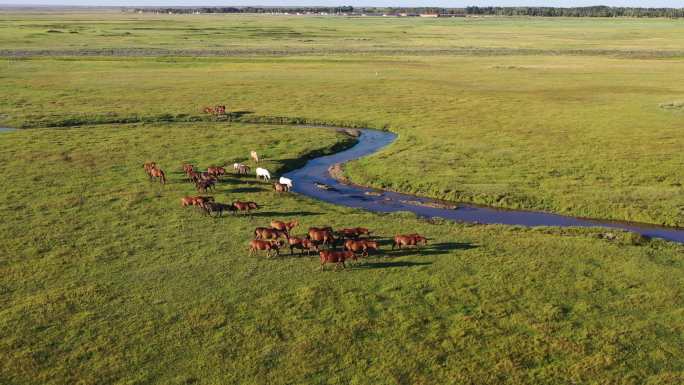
[
  {"xmin": 319, "ymin": 250, "xmax": 353, "ymax": 270},
  {"xmin": 149, "ymin": 167, "xmax": 166, "ymax": 184},
  {"xmin": 279, "ymin": 177, "xmax": 293, "ymax": 190},
  {"xmin": 271, "ymin": 220, "xmax": 298, "ymax": 234},
  {"xmin": 344, "ymin": 239, "xmax": 379, "ymax": 257},
  {"xmin": 207, "ymin": 166, "xmax": 226, "ymax": 177},
  {"xmin": 182, "ymin": 163, "xmax": 194, "ymax": 175},
  {"xmin": 203, "ymin": 106, "xmax": 215, "ymax": 114},
  {"xmin": 308, "ymin": 228, "xmax": 335, "ymax": 248},
  {"xmin": 234, "ymin": 164, "xmax": 250, "ymax": 175},
  {"xmin": 256, "ymin": 167, "xmax": 271, "ymax": 181},
  {"xmin": 287, "ymin": 236, "xmax": 319, "ymax": 256},
  {"xmin": 195, "ymin": 179, "xmax": 215, "ymax": 193},
  {"xmin": 180, "ymin": 195, "xmax": 214, "ymax": 207},
  {"xmin": 143, "ymin": 161, "xmax": 157, "ymax": 175},
  {"xmin": 201, "ymin": 201, "xmax": 236, "ymax": 217},
  {"xmin": 215, "ymin": 105, "xmax": 226, "ymax": 115},
  {"xmin": 338, "ymin": 227, "xmax": 372, "ymax": 239},
  {"xmin": 249, "ymin": 240, "xmax": 282, "ymax": 257},
  {"xmin": 273, "ymin": 182, "xmax": 288, "ymax": 193},
  {"xmin": 254, "ymin": 227, "xmax": 288, "ymax": 240},
  {"xmin": 250, "ymin": 150, "xmax": 259, "ymax": 163},
  {"xmin": 232, "ymin": 201, "xmax": 259, "ymax": 214},
  {"xmin": 392, "ymin": 234, "xmax": 428, "ymax": 250}
]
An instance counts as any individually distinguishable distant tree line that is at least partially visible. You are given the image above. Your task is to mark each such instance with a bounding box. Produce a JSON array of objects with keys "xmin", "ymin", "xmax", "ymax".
[{"xmin": 127, "ymin": 6, "xmax": 684, "ymax": 18}]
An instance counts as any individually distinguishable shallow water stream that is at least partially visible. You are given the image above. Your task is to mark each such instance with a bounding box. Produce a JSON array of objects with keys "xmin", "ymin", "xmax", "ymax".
[{"xmin": 284, "ymin": 128, "xmax": 684, "ymax": 243}]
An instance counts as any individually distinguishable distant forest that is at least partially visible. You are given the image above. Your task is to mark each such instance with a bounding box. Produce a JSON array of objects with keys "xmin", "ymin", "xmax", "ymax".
[{"xmin": 128, "ymin": 6, "xmax": 684, "ymax": 18}]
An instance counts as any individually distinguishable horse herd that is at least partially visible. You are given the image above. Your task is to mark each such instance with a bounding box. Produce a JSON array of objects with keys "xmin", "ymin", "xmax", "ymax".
[
  {"xmin": 248, "ymin": 222, "xmax": 429, "ymax": 270},
  {"xmin": 143, "ymin": 153, "xmax": 429, "ymax": 271}
]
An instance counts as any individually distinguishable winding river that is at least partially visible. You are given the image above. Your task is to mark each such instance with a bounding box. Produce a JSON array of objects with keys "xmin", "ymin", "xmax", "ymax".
[
  {"xmin": 284, "ymin": 128, "xmax": 684, "ymax": 244},
  {"xmin": 3, "ymin": 125, "xmax": 683, "ymax": 243}
]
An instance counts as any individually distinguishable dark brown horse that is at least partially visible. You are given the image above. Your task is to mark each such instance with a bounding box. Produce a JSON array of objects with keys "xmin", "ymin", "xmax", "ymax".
[{"xmin": 201, "ymin": 201, "xmax": 236, "ymax": 217}]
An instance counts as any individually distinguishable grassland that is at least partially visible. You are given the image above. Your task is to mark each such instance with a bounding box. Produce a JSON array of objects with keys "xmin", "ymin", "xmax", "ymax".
[
  {"xmin": 1, "ymin": 122, "xmax": 684, "ymax": 385},
  {"xmin": 2, "ymin": 11, "xmax": 684, "ymax": 384}
]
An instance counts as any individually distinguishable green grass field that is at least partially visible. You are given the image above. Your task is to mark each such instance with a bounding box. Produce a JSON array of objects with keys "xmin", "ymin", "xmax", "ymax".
[{"xmin": 1, "ymin": 11, "xmax": 684, "ymax": 384}]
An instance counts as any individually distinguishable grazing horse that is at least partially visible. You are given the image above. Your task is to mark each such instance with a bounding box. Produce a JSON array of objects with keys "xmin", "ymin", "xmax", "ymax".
[
  {"xmin": 250, "ymin": 150, "xmax": 259, "ymax": 163},
  {"xmin": 232, "ymin": 201, "xmax": 259, "ymax": 214},
  {"xmin": 319, "ymin": 250, "xmax": 353, "ymax": 270},
  {"xmin": 339, "ymin": 227, "xmax": 372, "ymax": 239},
  {"xmin": 287, "ymin": 236, "xmax": 318, "ymax": 256},
  {"xmin": 149, "ymin": 167, "xmax": 166, "ymax": 184},
  {"xmin": 256, "ymin": 167, "xmax": 271, "ymax": 181},
  {"xmin": 271, "ymin": 220, "xmax": 298, "ymax": 234},
  {"xmin": 207, "ymin": 166, "xmax": 225, "ymax": 177},
  {"xmin": 279, "ymin": 177, "xmax": 293, "ymax": 190},
  {"xmin": 308, "ymin": 228, "xmax": 335, "ymax": 247},
  {"xmin": 254, "ymin": 227, "xmax": 288, "ymax": 240},
  {"xmin": 249, "ymin": 240, "xmax": 281, "ymax": 257},
  {"xmin": 392, "ymin": 234, "xmax": 428, "ymax": 250},
  {"xmin": 215, "ymin": 105, "xmax": 226, "ymax": 115},
  {"xmin": 273, "ymin": 182, "xmax": 288, "ymax": 193}
]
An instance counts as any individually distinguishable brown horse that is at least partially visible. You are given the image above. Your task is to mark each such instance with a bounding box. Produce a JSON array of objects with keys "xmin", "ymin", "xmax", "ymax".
[
  {"xmin": 149, "ymin": 167, "xmax": 166, "ymax": 184},
  {"xmin": 308, "ymin": 228, "xmax": 335, "ymax": 247},
  {"xmin": 254, "ymin": 227, "xmax": 288, "ymax": 240},
  {"xmin": 392, "ymin": 234, "xmax": 428, "ymax": 250},
  {"xmin": 287, "ymin": 236, "xmax": 319, "ymax": 256},
  {"xmin": 180, "ymin": 195, "xmax": 213, "ymax": 207},
  {"xmin": 344, "ymin": 239, "xmax": 379, "ymax": 257},
  {"xmin": 271, "ymin": 220, "xmax": 298, "ymax": 234},
  {"xmin": 182, "ymin": 163, "xmax": 194, "ymax": 175},
  {"xmin": 319, "ymin": 250, "xmax": 353, "ymax": 270},
  {"xmin": 273, "ymin": 182, "xmax": 288, "ymax": 193},
  {"xmin": 207, "ymin": 166, "xmax": 226, "ymax": 177},
  {"xmin": 232, "ymin": 201, "xmax": 259, "ymax": 214},
  {"xmin": 143, "ymin": 161, "xmax": 157, "ymax": 174},
  {"xmin": 249, "ymin": 240, "xmax": 282, "ymax": 257}
]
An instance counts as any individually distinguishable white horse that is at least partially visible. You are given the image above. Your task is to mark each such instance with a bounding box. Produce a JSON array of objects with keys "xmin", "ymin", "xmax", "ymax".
[
  {"xmin": 279, "ymin": 177, "xmax": 293, "ymax": 190},
  {"xmin": 250, "ymin": 150, "xmax": 259, "ymax": 163},
  {"xmin": 233, "ymin": 162, "xmax": 241, "ymax": 171},
  {"xmin": 256, "ymin": 167, "xmax": 271, "ymax": 181}
]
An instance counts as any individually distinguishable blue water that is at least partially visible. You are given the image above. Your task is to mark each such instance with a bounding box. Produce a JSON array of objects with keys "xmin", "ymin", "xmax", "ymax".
[{"xmin": 285, "ymin": 128, "xmax": 684, "ymax": 243}]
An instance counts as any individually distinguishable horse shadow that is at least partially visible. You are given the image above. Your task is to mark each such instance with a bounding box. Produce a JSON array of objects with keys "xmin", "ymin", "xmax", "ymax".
[
  {"xmin": 354, "ymin": 261, "xmax": 432, "ymax": 269},
  {"xmin": 379, "ymin": 241, "xmax": 477, "ymax": 258},
  {"xmin": 247, "ymin": 211, "xmax": 322, "ymax": 217},
  {"xmin": 230, "ymin": 186, "xmax": 267, "ymax": 194}
]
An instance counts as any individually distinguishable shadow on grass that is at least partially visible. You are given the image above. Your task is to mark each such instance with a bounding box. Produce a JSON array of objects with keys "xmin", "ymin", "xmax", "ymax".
[
  {"xmin": 246, "ymin": 211, "xmax": 322, "ymax": 217},
  {"xmin": 355, "ymin": 261, "xmax": 432, "ymax": 269},
  {"xmin": 378, "ymin": 241, "xmax": 477, "ymax": 257}
]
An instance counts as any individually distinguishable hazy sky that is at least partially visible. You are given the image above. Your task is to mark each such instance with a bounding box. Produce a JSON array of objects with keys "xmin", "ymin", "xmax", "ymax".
[{"xmin": 3, "ymin": 0, "xmax": 683, "ymax": 7}]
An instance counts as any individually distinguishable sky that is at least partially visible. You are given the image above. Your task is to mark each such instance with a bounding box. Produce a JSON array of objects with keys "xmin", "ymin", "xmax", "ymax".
[{"xmin": 2, "ymin": 0, "xmax": 683, "ymax": 7}]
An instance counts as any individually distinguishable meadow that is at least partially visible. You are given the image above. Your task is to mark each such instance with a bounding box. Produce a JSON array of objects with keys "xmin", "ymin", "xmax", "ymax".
[{"xmin": 1, "ymin": 11, "xmax": 684, "ymax": 384}]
